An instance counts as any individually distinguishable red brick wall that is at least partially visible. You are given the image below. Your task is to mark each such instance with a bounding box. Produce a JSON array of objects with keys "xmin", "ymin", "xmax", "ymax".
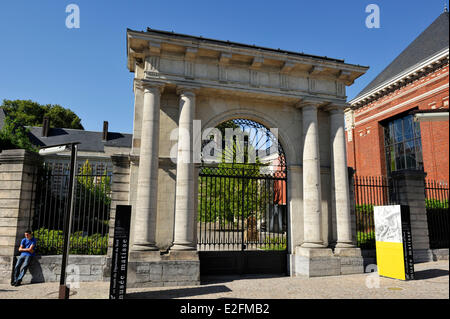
[{"xmin": 347, "ymin": 65, "xmax": 449, "ymax": 182}]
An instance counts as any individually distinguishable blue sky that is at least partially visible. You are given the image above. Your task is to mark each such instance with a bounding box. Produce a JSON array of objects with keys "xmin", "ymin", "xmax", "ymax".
[{"xmin": 0, "ymin": 0, "xmax": 447, "ymax": 133}]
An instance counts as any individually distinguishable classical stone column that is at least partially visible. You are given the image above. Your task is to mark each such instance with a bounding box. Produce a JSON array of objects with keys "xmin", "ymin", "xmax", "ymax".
[
  {"xmin": 171, "ymin": 88, "xmax": 197, "ymax": 250},
  {"xmin": 132, "ymin": 83, "xmax": 163, "ymax": 251},
  {"xmin": 301, "ymin": 104, "xmax": 324, "ymax": 248},
  {"xmin": 329, "ymin": 106, "xmax": 354, "ymax": 248}
]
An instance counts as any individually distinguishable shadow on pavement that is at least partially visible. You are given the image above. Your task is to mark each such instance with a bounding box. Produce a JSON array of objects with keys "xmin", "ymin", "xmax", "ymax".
[
  {"xmin": 126, "ymin": 285, "xmax": 232, "ymax": 299},
  {"xmin": 414, "ymin": 269, "xmax": 449, "ymax": 280},
  {"xmin": 200, "ymin": 274, "xmax": 286, "ymax": 285}
]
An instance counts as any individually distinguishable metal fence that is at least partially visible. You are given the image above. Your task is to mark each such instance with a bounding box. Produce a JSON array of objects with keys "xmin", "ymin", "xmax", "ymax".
[
  {"xmin": 353, "ymin": 175, "xmax": 397, "ymax": 249},
  {"xmin": 31, "ymin": 160, "xmax": 112, "ymax": 255},
  {"xmin": 197, "ymin": 164, "xmax": 287, "ymax": 252},
  {"xmin": 425, "ymin": 179, "xmax": 449, "ymax": 249}
]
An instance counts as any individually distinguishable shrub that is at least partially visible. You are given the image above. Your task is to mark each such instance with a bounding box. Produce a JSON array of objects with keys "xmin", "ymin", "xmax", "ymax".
[
  {"xmin": 260, "ymin": 237, "xmax": 287, "ymax": 251},
  {"xmin": 33, "ymin": 228, "xmax": 108, "ymax": 255}
]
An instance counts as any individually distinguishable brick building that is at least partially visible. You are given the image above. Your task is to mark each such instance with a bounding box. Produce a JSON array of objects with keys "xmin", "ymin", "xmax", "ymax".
[{"xmin": 346, "ymin": 11, "xmax": 449, "ymax": 183}]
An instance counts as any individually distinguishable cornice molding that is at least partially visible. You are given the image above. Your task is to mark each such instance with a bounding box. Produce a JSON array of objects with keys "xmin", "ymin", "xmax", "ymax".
[
  {"xmin": 350, "ymin": 48, "xmax": 449, "ymax": 108},
  {"xmin": 127, "ymin": 30, "xmax": 368, "ymax": 84}
]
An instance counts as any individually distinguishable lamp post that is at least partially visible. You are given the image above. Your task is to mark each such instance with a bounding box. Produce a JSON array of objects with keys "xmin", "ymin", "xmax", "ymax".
[{"xmin": 38, "ymin": 142, "xmax": 79, "ymax": 299}]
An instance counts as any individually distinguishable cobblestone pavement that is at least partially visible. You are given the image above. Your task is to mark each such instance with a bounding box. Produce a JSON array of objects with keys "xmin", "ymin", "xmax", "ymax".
[{"xmin": 0, "ymin": 260, "xmax": 447, "ymax": 299}]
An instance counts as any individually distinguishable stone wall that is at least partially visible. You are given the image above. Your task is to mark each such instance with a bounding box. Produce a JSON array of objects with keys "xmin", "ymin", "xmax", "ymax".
[
  {"xmin": 14, "ymin": 255, "xmax": 109, "ymax": 284},
  {"xmin": 0, "ymin": 150, "xmax": 41, "ymax": 283}
]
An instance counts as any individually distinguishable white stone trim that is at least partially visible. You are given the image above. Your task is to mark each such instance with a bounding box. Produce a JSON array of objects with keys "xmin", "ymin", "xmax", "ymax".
[
  {"xmin": 355, "ymin": 70, "xmax": 449, "ymax": 117},
  {"xmin": 354, "ymin": 83, "xmax": 449, "ymax": 126},
  {"xmin": 350, "ymin": 48, "xmax": 449, "ymax": 106}
]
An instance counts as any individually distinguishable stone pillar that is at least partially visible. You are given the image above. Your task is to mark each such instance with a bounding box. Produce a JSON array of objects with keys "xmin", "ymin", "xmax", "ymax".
[
  {"xmin": 391, "ymin": 170, "xmax": 432, "ymax": 262},
  {"xmin": 108, "ymin": 154, "xmax": 131, "ymax": 257},
  {"xmin": 329, "ymin": 107, "xmax": 354, "ymax": 248},
  {"xmin": 132, "ymin": 83, "xmax": 164, "ymax": 251},
  {"xmin": 287, "ymin": 165, "xmax": 303, "ymax": 276},
  {"xmin": 293, "ymin": 103, "xmax": 364, "ymax": 277},
  {"xmin": 0, "ymin": 149, "xmax": 41, "ymax": 283},
  {"xmin": 171, "ymin": 88, "xmax": 197, "ymax": 250},
  {"xmin": 301, "ymin": 104, "xmax": 324, "ymax": 248}
]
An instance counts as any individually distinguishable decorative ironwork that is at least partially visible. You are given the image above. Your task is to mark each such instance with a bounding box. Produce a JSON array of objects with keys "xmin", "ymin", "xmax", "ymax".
[
  {"xmin": 30, "ymin": 160, "xmax": 112, "ymax": 255},
  {"xmin": 425, "ymin": 179, "xmax": 449, "ymax": 249},
  {"xmin": 197, "ymin": 119, "xmax": 287, "ymax": 252},
  {"xmin": 353, "ymin": 175, "xmax": 398, "ymax": 249}
]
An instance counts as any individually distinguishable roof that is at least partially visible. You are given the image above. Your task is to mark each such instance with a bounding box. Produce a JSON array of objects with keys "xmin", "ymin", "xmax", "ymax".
[
  {"xmin": 0, "ymin": 108, "xmax": 132, "ymax": 153},
  {"xmin": 128, "ymin": 27, "xmax": 369, "ymax": 70},
  {"xmin": 353, "ymin": 11, "xmax": 449, "ymax": 100},
  {"xmin": 26, "ymin": 127, "xmax": 132, "ymax": 153},
  {"xmin": 140, "ymin": 28, "xmax": 347, "ymax": 64}
]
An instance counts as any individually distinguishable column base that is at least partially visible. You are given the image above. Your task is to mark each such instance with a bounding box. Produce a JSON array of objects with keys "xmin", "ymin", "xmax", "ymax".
[
  {"xmin": 171, "ymin": 243, "xmax": 197, "ymax": 251},
  {"xmin": 335, "ymin": 242, "xmax": 356, "ymax": 248},
  {"xmin": 132, "ymin": 243, "xmax": 159, "ymax": 252},
  {"xmin": 333, "ymin": 247, "xmax": 364, "ymax": 275},
  {"xmin": 127, "ymin": 250, "xmax": 200, "ymax": 288},
  {"xmin": 300, "ymin": 242, "xmax": 327, "ymax": 248},
  {"xmin": 293, "ymin": 247, "xmax": 339, "ymax": 277},
  {"xmin": 291, "ymin": 246, "xmax": 364, "ymax": 277}
]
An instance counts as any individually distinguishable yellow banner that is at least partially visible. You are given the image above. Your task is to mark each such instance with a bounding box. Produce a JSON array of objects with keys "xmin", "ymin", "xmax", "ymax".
[{"xmin": 375, "ymin": 241, "xmax": 406, "ymax": 280}]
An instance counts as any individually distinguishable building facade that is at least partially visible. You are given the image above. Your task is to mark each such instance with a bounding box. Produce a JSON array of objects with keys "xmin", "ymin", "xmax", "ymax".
[
  {"xmin": 346, "ymin": 12, "xmax": 449, "ymax": 183},
  {"xmin": 117, "ymin": 27, "xmax": 370, "ymax": 285}
]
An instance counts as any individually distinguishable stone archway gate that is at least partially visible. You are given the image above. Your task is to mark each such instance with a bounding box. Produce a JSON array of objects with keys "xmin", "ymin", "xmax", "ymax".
[{"xmin": 118, "ymin": 28, "xmax": 368, "ymax": 287}]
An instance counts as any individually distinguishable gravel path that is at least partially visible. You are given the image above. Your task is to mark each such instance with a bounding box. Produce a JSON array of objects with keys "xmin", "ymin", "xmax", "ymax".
[{"xmin": 0, "ymin": 260, "xmax": 447, "ymax": 299}]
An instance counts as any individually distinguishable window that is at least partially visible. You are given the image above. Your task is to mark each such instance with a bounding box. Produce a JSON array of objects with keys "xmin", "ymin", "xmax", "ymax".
[{"xmin": 383, "ymin": 114, "xmax": 423, "ymax": 176}]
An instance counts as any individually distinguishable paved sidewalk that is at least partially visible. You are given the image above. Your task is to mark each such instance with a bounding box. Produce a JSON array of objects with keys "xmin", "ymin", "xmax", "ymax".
[{"xmin": 0, "ymin": 260, "xmax": 448, "ymax": 299}]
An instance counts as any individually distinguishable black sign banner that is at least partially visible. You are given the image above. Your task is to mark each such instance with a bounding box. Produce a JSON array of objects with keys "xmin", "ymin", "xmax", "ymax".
[
  {"xmin": 401, "ymin": 205, "xmax": 415, "ymax": 280},
  {"xmin": 109, "ymin": 205, "xmax": 131, "ymax": 299}
]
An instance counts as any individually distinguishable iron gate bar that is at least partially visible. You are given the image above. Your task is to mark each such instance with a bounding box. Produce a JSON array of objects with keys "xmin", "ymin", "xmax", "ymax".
[
  {"xmin": 425, "ymin": 179, "xmax": 449, "ymax": 249},
  {"xmin": 198, "ymin": 166, "xmax": 287, "ymax": 251}
]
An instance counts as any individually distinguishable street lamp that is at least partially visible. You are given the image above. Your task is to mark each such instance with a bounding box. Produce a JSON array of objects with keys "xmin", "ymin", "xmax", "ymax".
[{"xmin": 38, "ymin": 142, "xmax": 79, "ymax": 299}]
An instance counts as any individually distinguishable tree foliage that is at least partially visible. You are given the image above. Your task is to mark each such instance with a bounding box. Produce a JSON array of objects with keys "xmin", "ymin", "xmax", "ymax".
[
  {"xmin": 1, "ymin": 99, "xmax": 83, "ymax": 129},
  {"xmin": 0, "ymin": 99, "xmax": 83, "ymax": 151},
  {"xmin": 198, "ymin": 120, "xmax": 273, "ymax": 226},
  {"xmin": 0, "ymin": 116, "xmax": 35, "ymax": 151}
]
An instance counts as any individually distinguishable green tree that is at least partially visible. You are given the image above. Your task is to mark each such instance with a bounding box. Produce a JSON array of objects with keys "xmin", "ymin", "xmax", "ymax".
[
  {"xmin": 77, "ymin": 159, "xmax": 111, "ymax": 199},
  {"xmin": 198, "ymin": 120, "xmax": 272, "ymax": 227},
  {"xmin": 71, "ymin": 160, "xmax": 111, "ymax": 235},
  {"xmin": 0, "ymin": 116, "xmax": 35, "ymax": 151},
  {"xmin": 1, "ymin": 99, "xmax": 83, "ymax": 129},
  {"xmin": 0, "ymin": 99, "xmax": 83, "ymax": 151}
]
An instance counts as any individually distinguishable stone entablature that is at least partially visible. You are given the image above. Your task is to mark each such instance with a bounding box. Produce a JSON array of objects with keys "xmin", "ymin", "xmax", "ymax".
[
  {"xmin": 127, "ymin": 29, "xmax": 367, "ymax": 102},
  {"xmin": 124, "ymin": 28, "xmax": 370, "ymax": 281}
]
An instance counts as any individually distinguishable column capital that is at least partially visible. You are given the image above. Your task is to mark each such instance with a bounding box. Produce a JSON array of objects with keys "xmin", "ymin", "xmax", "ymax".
[
  {"xmin": 141, "ymin": 80, "xmax": 165, "ymax": 94},
  {"xmin": 324, "ymin": 102, "xmax": 349, "ymax": 114},
  {"xmin": 296, "ymin": 98, "xmax": 331, "ymax": 110},
  {"xmin": 176, "ymin": 85, "xmax": 200, "ymax": 97}
]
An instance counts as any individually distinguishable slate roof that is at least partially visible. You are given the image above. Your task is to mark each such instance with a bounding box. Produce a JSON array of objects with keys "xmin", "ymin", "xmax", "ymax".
[
  {"xmin": 353, "ymin": 11, "xmax": 449, "ymax": 100},
  {"xmin": 27, "ymin": 127, "xmax": 132, "ymax": 153}
]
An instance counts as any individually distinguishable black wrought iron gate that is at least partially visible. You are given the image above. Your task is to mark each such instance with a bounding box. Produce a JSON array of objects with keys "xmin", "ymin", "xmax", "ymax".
[{"xmin": 197, "ymin": 164, "xmax": 288, "ymax": 275}]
